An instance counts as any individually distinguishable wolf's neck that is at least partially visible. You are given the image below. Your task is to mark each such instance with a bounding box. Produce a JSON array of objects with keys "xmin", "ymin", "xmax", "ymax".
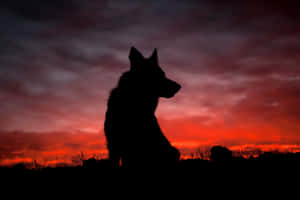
[
  {"xmin": 129, "ymin": 94, "xmax": 158, "ymax": 114},
  {"xmin": 111, "ymin": 87, "xmax": 159, "ymax": 114}
]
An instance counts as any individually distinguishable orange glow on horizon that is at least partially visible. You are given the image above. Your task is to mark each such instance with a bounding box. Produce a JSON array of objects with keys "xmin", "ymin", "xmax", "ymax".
[{"xmin": 1, "ymin": 112, "xmax": 300, "ymax": 167}]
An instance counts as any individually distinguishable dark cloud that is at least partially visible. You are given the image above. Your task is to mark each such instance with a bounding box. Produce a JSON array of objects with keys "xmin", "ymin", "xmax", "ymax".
[{"xmin": 1, "ymin": 0, "xmax": 79, "ymax": 21}]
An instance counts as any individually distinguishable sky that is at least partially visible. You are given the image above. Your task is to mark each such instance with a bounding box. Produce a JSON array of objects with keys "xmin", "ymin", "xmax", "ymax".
[{"xmin": 1, "ymin": 0, "xmax": 300, "ymax": 166}]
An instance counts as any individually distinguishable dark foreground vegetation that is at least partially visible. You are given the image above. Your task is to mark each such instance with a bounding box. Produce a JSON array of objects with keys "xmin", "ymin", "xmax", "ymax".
[{"xmin": 1, "ymin": 146, "xmax": 300, "ymax": 179}]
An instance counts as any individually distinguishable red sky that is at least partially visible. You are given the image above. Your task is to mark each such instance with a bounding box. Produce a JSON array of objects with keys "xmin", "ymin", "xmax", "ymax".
[{"xmin": 0, "ymin": 0, "xmax": 300, "ymax": 166}]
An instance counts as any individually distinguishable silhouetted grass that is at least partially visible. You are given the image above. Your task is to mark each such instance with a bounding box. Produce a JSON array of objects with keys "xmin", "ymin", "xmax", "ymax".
[{"xmin": 2, "ymin": 151, "xmax": 300, "ymax": 179}]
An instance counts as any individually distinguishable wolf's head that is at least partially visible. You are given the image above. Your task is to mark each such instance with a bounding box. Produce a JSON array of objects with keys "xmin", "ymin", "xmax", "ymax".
[{"xmin": 128, "ymin": 47, "xmax": 181, "ymax": 98}]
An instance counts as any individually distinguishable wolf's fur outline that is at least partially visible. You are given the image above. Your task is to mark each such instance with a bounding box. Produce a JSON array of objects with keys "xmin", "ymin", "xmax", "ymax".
[{"xmin": 104, "ymin": 47, "xmax": 181, "ymax": 168}]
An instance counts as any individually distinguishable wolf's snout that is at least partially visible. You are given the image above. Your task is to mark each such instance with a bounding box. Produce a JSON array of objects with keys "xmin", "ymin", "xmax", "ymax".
[
  {"xmin": 161, "ymin": 79, "xmax": 181, "ymax": 98},
  {"xmin": 174, "ymin": 82, "xmax": 181, "ymax": 94},
  {"xmin": 170, "ymin": 79, "xmax": 181, "ymax": 94}
]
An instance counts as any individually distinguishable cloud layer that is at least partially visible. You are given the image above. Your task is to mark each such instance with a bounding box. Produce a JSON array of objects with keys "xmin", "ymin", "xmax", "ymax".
[{"xmin": 0, "ymin": 0, "xmax": 300, "ymax": 163}]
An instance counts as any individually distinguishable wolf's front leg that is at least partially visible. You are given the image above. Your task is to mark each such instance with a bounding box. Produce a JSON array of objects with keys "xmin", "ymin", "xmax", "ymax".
[{"xmin": 109, "ymin": 150, "xmax": 120, "ymax": 168}]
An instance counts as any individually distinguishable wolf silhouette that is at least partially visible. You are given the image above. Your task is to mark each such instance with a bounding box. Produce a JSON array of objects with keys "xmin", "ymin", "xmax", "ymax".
[{"xmin": 104, "ymin": 47, "xmax": 181, "ymax": 168}]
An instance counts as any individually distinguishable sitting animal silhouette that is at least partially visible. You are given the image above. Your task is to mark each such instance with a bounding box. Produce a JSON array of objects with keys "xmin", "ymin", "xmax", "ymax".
[{"xmin": 104, "ymin": 47, "xmax": 181, "ymax": 168}]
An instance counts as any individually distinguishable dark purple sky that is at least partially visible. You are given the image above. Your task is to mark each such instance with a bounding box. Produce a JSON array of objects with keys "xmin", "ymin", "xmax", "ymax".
[{"xmin": 1, "ymin": 0, "xmax": 300, "ymax": 164}]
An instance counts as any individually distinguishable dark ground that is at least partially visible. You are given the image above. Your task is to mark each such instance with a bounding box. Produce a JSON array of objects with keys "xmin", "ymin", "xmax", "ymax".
[{"xmin": 2, "ymin": 150, "xmax": 300, "ymax": 179}]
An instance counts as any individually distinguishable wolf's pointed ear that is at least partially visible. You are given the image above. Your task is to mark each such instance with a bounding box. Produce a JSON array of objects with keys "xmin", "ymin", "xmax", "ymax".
[
  {"xmin": 150, "ymin": 48, "xmax": 158, "ymax": 64},
  {"xmin": 129, "ymin": 47, "xmax": 144, "ymax": 70}
]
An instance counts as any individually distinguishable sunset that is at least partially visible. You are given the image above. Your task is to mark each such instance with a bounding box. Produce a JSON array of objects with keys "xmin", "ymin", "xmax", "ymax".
[{"xmin": 1, "ymin": 0, "xmax": 300, "ymax": 168}]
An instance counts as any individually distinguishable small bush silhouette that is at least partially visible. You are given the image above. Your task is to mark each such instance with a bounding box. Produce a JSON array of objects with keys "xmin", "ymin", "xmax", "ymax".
[{"xmin": 210, "ymin": 146, "xmax": 233, "ymax": 162}]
